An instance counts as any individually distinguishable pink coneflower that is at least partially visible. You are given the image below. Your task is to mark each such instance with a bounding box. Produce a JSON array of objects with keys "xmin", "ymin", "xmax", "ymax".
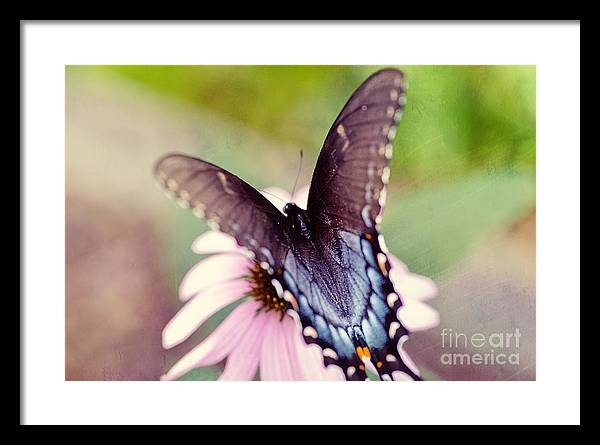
[{"xmin": 160, "ymin": 186, "xmax": 439, "ymax": 381}]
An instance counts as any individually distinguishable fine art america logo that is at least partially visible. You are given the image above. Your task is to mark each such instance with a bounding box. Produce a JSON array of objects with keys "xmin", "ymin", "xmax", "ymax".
[{"xmin": 440, "ymin": 328, "xmax": 521, "ymax": 366}]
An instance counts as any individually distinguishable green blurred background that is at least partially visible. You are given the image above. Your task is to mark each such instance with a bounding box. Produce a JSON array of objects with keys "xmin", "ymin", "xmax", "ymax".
[{"xmin": 65, "ymin": 65, "xmax": 535, "ymax": 381}]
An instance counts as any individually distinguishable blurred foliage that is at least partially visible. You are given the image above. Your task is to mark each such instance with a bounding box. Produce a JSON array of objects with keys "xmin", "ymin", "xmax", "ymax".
[
  {"xmin": 106, "ymin": 65, "xmax": 535, "ymax": 186},
  {"xmin": 382, "ymin": 169, "xmax": 535, "ymax": 281}
]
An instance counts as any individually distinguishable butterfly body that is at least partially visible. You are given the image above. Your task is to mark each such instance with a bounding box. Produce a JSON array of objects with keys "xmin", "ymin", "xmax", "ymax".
[
  {"xmin": 282, "ymin": 202, "xmax": 312, "ymax": 239},
  {"xmin": 156, "ymin": 68, "xmax": 421, "ymax": 381}
]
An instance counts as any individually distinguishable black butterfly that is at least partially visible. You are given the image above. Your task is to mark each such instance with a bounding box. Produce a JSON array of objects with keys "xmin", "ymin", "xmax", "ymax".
[{"xmin": 155, "ymin": 69, "xmax": 420, "ymax": 381}]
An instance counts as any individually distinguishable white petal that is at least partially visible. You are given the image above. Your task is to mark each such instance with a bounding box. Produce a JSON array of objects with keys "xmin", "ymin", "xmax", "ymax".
[
  {"xmin": 163, "ymin": 280, "xmax": 251, "ymax": 349},
  {"xmin": 219, "ymin": 311, "xmax": 269, "ymax": 381},
  {"xmin": 392, "ymin": 272, "xmax": 438, "ymax": 302},
  {"xmin": 292, "ymin": 184, "xmax": 310, "ymax": 210},
  {"xmin": 179, "ymin": 253, "xmax": 252, "ymax": 301},
  {"xmin": 160, "ymin": 300, "xmax": 260, "ymax": 381},
  {"xmin": 191, "ymin": 231, "xmax": 241, "ymax": 254},
  {"xmin": 261, "ymin": 187, "xmax": 291, "ymax": 213},
  {"xmin": 397, "ymin": 297, "xmax": 440, "ymax": 332},
  {"xmin": 388, "ymin": 254, "xmax": 409, "ymax": 274}
]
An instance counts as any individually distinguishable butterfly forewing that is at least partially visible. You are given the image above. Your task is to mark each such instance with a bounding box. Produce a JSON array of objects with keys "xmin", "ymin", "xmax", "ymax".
[
  {"xmin": 307, "ymin": 69, "xmax": 406, "ymax": 234},
  {"xmin": 155, "ymin": 154, "xmax": 289, "ymax": 267}
]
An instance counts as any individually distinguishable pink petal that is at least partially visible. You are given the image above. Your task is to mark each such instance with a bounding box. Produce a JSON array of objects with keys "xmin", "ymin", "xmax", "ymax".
[
  {"xmin": 397, "ymin": 297, "xmax": 440, "ymax": 332},
  {"xmin": 160, "ymin": 300, "xmax": 260, "ymax": 381},
  {"xmin": 282, "ymin": 317, "xmax": 304, "ymax": 380},
  {"xmin": 260, "ymin": 317, "xmax": 301, "ymax": 381},
  {"xmin": 191, "ymin": 231, "xmax": 241, "ymax": 255},
  {"xmin": 219, "ymin": 311, "xmax": 269, "ymax": 381},
  {"xmin": 261, "ymin": 187, "xmax": 291, "ymax": 213},
  {"xmin": 258, "ymin": 317, "xmax": 280, "ymax": 381},
  {"xmin": 179, "ymin": 253, "xmax": 252, "ymax": 301},
  {"xmin": 290, "ymin": 319, "xmax": 344, "ymax": 381},
  {"xmin": 163, "ymin": 280, "xmax": 251, "ymax": 348},
  {"xmin": 292, "ymin": 184, "xmax": 310, "ymax": 209}
]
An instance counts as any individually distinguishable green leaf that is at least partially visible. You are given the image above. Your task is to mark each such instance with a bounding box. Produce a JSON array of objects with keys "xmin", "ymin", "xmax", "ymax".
[
  {"xmin": 381, "ymin": 169, "xmax": 535, "ymax": 281},
  {"xmin": 178, "ymin": 366, "xmax": 221, "ymax": 381}
]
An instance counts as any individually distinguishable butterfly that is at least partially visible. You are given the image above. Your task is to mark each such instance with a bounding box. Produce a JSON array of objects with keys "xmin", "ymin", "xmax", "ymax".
[{"xmin": 155, "ymin": 68, "xmax": 420, "ymax": 381}]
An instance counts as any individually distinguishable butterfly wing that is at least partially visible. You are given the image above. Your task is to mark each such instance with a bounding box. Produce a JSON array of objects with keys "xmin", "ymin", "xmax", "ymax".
[
  {"xmin": 282, "ymin": 230, "xmax": 421, "ymax": 381},
  {"xmin": 286, "ymin": 69, "xmax": 420, "ymax": 380},
  {"xmin": 306, "ymin": 68, "xmax": 406, "ymax": 233},
  {"xmin": 155, "ymin": 154, "xmax": 289, "ymax": 267}
]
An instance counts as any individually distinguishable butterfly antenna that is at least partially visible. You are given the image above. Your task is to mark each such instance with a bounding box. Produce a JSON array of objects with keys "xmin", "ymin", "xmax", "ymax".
[
  {"xmin": 259, "ymin": 188, "xmax": 288, "ymax": 206},
  {"xmin": 290, "ymin": 149, "xmax": 304, "ymax": 201}
]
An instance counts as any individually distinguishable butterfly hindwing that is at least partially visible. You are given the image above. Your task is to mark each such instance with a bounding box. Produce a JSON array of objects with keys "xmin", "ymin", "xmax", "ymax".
[
  {"xmin": 280, "ymin": 228, "xmax": 420, "ymax": 381},
  {"xmin": 155, "ymin": 154, "xmax": 289, "ymax": 268},
  {"xmin": 306, "ymin": 69, "xmax": 407, "ymax": 234}
]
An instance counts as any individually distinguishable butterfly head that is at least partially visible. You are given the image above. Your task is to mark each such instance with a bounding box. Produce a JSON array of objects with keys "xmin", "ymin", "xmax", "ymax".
[{"xmin": 283, "ymin": 202, "xmax": 311, "ymax": 239}]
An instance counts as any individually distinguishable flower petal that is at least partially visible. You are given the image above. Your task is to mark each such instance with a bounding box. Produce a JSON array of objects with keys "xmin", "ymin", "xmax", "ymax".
[
  {"xmin": 282, "ymin": 317, "xmax": 304, "ymax": 380},
  {"xmin": 290, "ymin": 319, "xmax": 344, "ymax": 381},
  {"xmin": 160, "ymin": 300, "xmax": 260, "ymax": 381},
  {"xmin": 292, "ymin": 184, "xmax": 310, "ymax": 210},
  {"xmin": 388, "ymin": 254, "xmax": 409, "ymax": 274},
  {"xmin": 388, "ymin": 254, "xmax": 437, "ymax": 302},
  {"xmin": 261, "ymin": 187, "xmax": 291, "ymax": 213},
  {"xmin": 179, "ymin": 253, "xmax": 252, "ymax": 301},
  {"xmin": 397, "ymin": 297, "xmax": 440, "ymax": 332},
  {"xmin": 219, "ymin": 311, "xmax": 269, "ymax": 381},
  {"xmin": 260, "ymin": 317, "xmax": 301, "ymax": 381},
  {"xmin": 191, "ymin": 231, "xmax": 241, "ymax": 255},
  {"xmin": 163, "ymin": 280, "xmax": 251, "ymax": 348},
  {"xmin": 392, "ymin": 271, "xmax": 438, "ymax": 302},
  {"xmin": 258, "ymin": 317, "xmax": 280, "ymax": 381}
]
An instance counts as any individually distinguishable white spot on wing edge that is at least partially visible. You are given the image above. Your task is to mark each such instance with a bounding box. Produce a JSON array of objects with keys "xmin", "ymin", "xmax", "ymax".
[
  {"xmin": 392, "ymin": 370, "xmax": 414, "ymax": 381},
  {"xmin": 166, "ymin": 178, "xmax": 178, "ymax": 190},
  {"xmin": 398, "ymin": 335, "xmax": 421, "ymax": 377},
  {"xmin": 323, "ymin": 348, "xmax": 339, "ymax": 360},
  {"xmin": 303, "ymin": 326, "xmax": 318, "ymax": 339},
  {"xmin": 381, "ymin": 166, "xmax": 391, "ymax": 184},
  {"xmin": 361, "ymin": 205, "xmax": 373, "ymax": 228},
  {"xmin": 387, "ymin": 293, "xmax": 399, "ymax": 308},
  {"xmin": 389, "ymin": 321, "xmax": 401, "ymax": 339}
]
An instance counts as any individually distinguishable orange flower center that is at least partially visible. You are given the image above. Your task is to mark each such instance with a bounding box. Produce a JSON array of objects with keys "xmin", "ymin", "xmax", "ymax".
[{"xmin": 248, "ymin": 263, "xmax": 288, "ymax": 315}]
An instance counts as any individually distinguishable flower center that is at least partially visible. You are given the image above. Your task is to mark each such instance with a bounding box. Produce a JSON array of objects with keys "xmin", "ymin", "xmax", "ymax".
[{"xmin": 248, "ymin": 263, "xmax": 288, "ymax": 315}]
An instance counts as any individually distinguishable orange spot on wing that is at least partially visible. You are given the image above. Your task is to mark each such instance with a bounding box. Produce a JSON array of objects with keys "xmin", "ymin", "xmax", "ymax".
[
  {"xmin": 356, "ymin": 346, "xmax": 372, "ymax": 363},
  {"xmin": 356, "ymin": 346, "xmax": 364, "ymax": 361},
  {"xmin": 363, "ymin": 347, "xmax": 372, "ymax": 360}
]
